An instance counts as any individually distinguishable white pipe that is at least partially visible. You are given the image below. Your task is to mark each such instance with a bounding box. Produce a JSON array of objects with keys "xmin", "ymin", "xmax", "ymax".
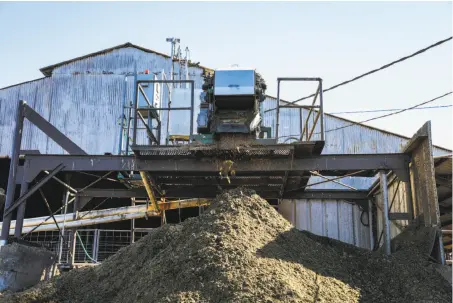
[
  {"xmin": 2, "ymin": 205, "xmax": 150, "ymax": 229},
  {"xmin": 9, "ymin": 212, "xmax": 155, "ymax": 236}
]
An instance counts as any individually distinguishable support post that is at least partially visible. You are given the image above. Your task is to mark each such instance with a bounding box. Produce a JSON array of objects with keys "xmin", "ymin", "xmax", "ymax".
[
  {"xmin": 57, "ymin": 190, "xmax": 70, "ymax": 264},
  {"xmin": 318, "ymin": 80, "xmax": 325, "ymax": 141},
  {"xmin": 404, "ymin": 180, "xmax": 414, "ymax": 222},
  {"xmin": 0, "ymin": 101, "xmax": 26, "ymax": 246},
  {"xmin": 130, "ymin": 198, "xmax": 135, "ymax": 244},
  {"xmin": 275, "ymin": 80, "xmax": 280, "ymax": 141},
  {"xmin": 379, "ymin": 171, "xmax": 391, "ymax": 255},
  {"xmin": 69, "ymin": 196, "xmax": 79, "ymax": 266},
  {"xmin": 93, "ymin": 229, "xmax": 99, "ymax": 262},
  {"xmin": 368, "ymin": 199, "xmax": 374, "ymax": 250},
  {"xmin": 14, "ymin": 181, "xmax": 29, "ymax": 238}
]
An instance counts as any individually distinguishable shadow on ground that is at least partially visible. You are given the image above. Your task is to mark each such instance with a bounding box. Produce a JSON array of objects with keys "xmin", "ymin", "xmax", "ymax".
[{"xmin": 257, "ymin": 227, "xmax": 452, "ymax": 302}]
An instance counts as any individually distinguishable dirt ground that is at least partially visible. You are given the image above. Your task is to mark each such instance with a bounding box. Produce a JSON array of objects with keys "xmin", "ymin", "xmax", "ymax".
[{"xmin": 1, "ymin": 188, "xmax": 451, "ymax": 303}]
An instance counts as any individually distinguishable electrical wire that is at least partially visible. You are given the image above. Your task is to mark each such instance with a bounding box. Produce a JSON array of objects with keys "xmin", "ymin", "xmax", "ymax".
[
  {"xmin": 274, "ymin": 92, "xmax": 451, "ymax": 140},
  {"xmin": 330, "ymin": 104, "xmax": 452, "ymax": 115},
  {"xmin": 319, "ymin": 92, "xmax": 452, "ymax": 134},
  {"xmin": 290, "ymin": 36, "xmax": 452, "ymax": 104}
]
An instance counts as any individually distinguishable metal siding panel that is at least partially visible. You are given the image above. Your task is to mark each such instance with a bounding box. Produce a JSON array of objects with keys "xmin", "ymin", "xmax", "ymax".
[
  {"xmin": 0, "ymin": 86, "xmax": 20, "ymax": 156},
  {"xmin": 296, "ymin": 200, "xmax": 311, "ymax": 231},
  {"xmin": 46, "ymin": 75, "xmax": 124, "ymax": 155},
  {"xmin": 278, "ymin": 200, "xmax": 294, "ymax": 226},
  {"xmin": 309, "ymin": 200, "xmax": 324, "ymax": 236},
  {"xmin": 338, "ymin": 202, "xmax": 354, "ymax": 245},
  {"xmin": 324, "ymin": 201, "xmax": 340, "ymax": 240}
]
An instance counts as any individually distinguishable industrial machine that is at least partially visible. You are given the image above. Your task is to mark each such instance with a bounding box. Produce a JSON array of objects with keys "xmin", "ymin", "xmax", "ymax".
[{"xmin": 195, "ymin": 67, "xmax": 269, "ymax": 142}]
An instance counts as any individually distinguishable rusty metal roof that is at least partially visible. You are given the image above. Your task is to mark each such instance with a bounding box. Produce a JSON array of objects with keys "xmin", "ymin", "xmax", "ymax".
[{"xmin": 39, "ymin": 42, "xmax": 213, "ymax": 77}]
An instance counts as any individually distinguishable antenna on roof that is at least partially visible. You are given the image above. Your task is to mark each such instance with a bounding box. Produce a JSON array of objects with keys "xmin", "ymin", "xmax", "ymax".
[{"xmin": 166, "ymin": 38, "xmax": 191, "ymax": 88}]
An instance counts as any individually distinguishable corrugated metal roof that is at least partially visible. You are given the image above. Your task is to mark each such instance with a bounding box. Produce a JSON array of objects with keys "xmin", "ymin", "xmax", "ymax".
[
  {"xmin": 434, "ymin": 155, "xmax": 453, "ymax": 175},
  {"xmin": 39, "ymin": 42, "xmax": 213, "ymax": 77},
  {"xmin": 0, "ymin": 77, "xmax": 47, "ymax": 91}
]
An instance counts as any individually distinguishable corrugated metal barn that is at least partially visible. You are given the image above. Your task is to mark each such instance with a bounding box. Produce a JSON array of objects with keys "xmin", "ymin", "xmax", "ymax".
[{"xmin": 0, "ymin": 43, "xmax": 451, "ymax": 251}]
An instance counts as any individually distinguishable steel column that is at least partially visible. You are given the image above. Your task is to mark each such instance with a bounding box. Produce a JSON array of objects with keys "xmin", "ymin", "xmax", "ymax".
[
  {"xmin": 0, "ymin": 101, "xmax": 26, "ymax": 246},
  {"xmin": 368, "ymin": 199, "xmax": 374, "ymax": 250},
  {"xmin": 14, "ymin": 181, "xmax": 29, "ymax": 238},
  {"xmin": 404, "ymin": 181, "xmax": 414, "ymax": 221},
  {"xmin": 318, "ymin": 80, "xmax": 325, "ymax": 141},
  {"xmin": 276, "ymin": 79, "xmax": 281, "ymax": 141},
  {"xmin": 379, "ymin": 171, "xmax": 391, "ymax": 255}
]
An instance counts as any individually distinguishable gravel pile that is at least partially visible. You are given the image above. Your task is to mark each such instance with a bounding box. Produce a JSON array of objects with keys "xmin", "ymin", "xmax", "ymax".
[{"xmin": 3, "ymin": 188, "xmax": 452, "ymax": 303}]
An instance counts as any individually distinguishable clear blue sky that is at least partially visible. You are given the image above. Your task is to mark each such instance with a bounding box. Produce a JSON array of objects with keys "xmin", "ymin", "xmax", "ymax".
[{"xmin": 0, "ymin": 1, "xmax": 452, "ymax": 149}]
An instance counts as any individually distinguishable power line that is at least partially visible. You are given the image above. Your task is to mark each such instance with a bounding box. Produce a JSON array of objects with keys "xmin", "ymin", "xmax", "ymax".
[
  {"xmin": 330, "ymin": 104, "xmax": 452, "ymax": 115},
  {"xmin": 276, "ymin": 92, "xmax": 452, "ymax": 140},
  {"xmin": 321, "ymin": 92, "xmax": 452, "ymax": 134},
  {"xmin": 290, "ymin": 36, "xmax": 452, "ymax": 104}
]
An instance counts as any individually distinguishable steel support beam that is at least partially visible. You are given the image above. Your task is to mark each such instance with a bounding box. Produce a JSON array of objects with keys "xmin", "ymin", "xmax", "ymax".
[
  {"xmin": 23, "ymin": 104, "xmax": 87, "ymax": 155},
  {"xmin": 75, "ymin": 188, "xmax": 369, "ymax": 202},
  {"xmin": 0, "ymin": 101, "xmax": 26, "ymax": 245},
  {"xmin": 14, "ymin": 181, "xmax": 29, "ymax": 238},
  {"xmin": 23, "ymin": 154, "xmax": 410, "ymax": 182},
  {"xmin": 379, "ymin": 171, "xmax": 391, "ymax": 255},
  {"xmin": 4, "ymin": 164, "xmax": 65, "ymax": 217}
]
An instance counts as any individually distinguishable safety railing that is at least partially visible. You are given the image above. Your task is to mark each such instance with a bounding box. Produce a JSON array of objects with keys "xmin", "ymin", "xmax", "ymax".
[
  {"xmin": 132, "ymin": 76, "xmax": 195, "ymax": 147},
  {"xmin": 276, "ymin": 78, "xmax": 325, "ymax": 142}
]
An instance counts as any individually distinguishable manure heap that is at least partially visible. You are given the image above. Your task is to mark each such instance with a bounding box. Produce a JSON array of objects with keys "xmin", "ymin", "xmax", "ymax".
[{"xmin": 4, "ymin": 188, "xmax": 452, "ymax": 303}]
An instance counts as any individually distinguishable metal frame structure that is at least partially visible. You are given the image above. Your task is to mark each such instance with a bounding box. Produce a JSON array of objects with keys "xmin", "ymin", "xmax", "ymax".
[
  {"xmin": 131, "ymin": 77, "xmax": 195, "ymax": 149},
  {"xmin": 0, "ymin": 92, "xmax": 445, "ymax": 265},
  {"xmin": 276, "ymin": 78, "xmax": 325, "ymax": 142}
]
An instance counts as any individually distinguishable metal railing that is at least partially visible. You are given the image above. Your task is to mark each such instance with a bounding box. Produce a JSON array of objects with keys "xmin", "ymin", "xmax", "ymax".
[
  {"xmin": 24, "ymin": 229, "xmax": 153, "ymax": 264},
  {"xmin": 276, "ymin": 78, "xmax": 325, "ymax": 142},
  {"xmin": 132, "ymin": 76, "xmax": 195, "ymax": 147}
]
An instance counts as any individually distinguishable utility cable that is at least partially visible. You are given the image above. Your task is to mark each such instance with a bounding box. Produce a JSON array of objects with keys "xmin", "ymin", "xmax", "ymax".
[
  {"xmin": 330, "ymin": 104, "xmax": 452, "ymax": 115},
  {"xmin": 290, "ymin": 37, "xmax": 452, "ymax": 104},
  {"xmin": 274, "ymin": 91, "xmax": 452, "ymax": 140},
  {"xmin": 320, "ymin": 92, "xmax": 452, "ymax": 134}
]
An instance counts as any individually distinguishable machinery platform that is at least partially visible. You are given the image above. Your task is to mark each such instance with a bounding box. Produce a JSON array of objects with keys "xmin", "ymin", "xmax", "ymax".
[
  {"xmin": 131, "ymin": 141, "xmax": 325, "ymax": 160},
  {"xmin": 127, "ymin": 140, "xmax": 325, "ymax": 198}
]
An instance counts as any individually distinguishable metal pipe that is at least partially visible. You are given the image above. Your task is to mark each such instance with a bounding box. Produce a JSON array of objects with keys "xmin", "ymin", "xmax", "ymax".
[
  {"xmin": 276, "ymin": 80, "xmax": 280, "ymax": 141},
  {"xmin": 189, "ymin": 80, "xmax": 194, "ymax": 141},
  {"xmin": 379, "ymin": 171, "xmax": 391, "ymax": 255},
  {"xmin": 368, "ymin": 199, "xmax": 374, "ymax": 250},
  {"xmin": 2, "ymin": 204, "xmax": 155, "ymax": 229},
  {"xmin": 299, "ymin": 108, "xmax": 303, "ymax": 140},
  {"xmin": 20, "ymin": 196, "xmax": 75, "ymax": 238},
  {"xmin": 17, "ymin": 213, "xmax": 153, "ymax": 235},
  {"xmin": 309, "ymin": 171, "xmax": 357, "ymax": 190},
  {"xmin": 118, "ymin": 76, "xmax": 128, "ymax": 155},
  {"xmin": 38, "ymin": 188, "xmax": 64, "ymax": 242},
  {"xmin": 14, "ymin": 181, "xmax": 29, "ymax": 237},
  {"xmin": 294, "ymin": 170, "xmax": 366, "ymax": 190},
  {"xmin": 78, "ymin": 171, "xmax": 112, "ymax": 193},
  {"xmin": 43, "ymin": 171, "xmax": 77, "ymax": 193},
  {"xmin": 131, "ymin": 198, "xmax": 135, "ymax": 244},
  {"xmin": 58, "ymin": 190, "xmax": 70, "ymax": 264},
  {"xmin": 307, "ymin": 111, "xmax": 322, "ymax": 141},
  {"xmin": 132, "ymin": 73, "xmax": 139, "ymax": 146},
  {"xmin": 319, "ymin": 80, "xmax": 325, "ymax": 141},
  {"xmin": 69, "ymin": 196, "xmax": 79, "ymax": 266},
  {"xmin": 0, "ymin": 100, "xmax": 26, "ymax": 246}
]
